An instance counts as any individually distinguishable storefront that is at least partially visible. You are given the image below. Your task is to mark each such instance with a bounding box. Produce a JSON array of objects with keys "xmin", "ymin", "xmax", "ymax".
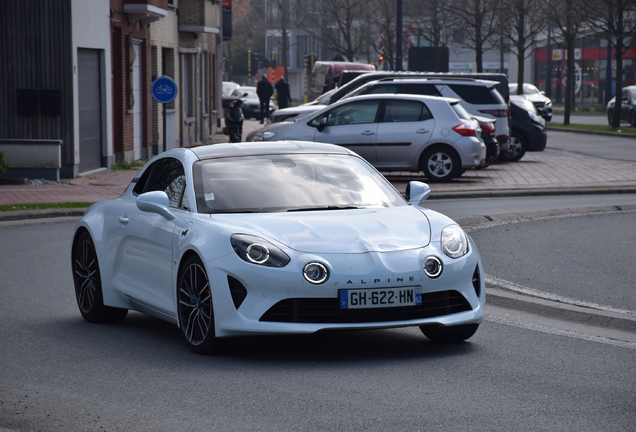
[{"xmin": 534, "ymin": 36, "xmax": 636, "ymax": 105}]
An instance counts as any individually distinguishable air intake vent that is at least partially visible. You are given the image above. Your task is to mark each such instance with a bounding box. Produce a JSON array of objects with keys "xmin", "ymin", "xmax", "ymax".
[
  {"xmin": 472, "ymin": 265, "xmax": 481, "ymax": 297},
  {"xmin": 228, "ymin": 276, "xmax": 247, "ymax": 309},
  {"xmin": 260, "ymin": 290, "xmax": 471, "ymax": 324}
]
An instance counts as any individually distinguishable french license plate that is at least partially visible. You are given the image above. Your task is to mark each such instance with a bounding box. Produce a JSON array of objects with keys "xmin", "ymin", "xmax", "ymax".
[{"xmin": 339, "ymin": 286, "xmax": 422, "ymax": 309}]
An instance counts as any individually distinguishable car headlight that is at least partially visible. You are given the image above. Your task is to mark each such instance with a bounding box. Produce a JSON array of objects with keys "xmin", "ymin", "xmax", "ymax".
[
  {"xmin": 441, "ymin": 225, "xmax": 469, "ymax": 259},
  {"xmin": 528, "ymin": 111, "xmax": 543, "ymax": 124},
  {"xmin": 231, "ymin": 234, "xmax": 290, "ymax": 267},
  {"xmin": 253, "ymin": 131, "xmax": 277, "ymax": 142}
]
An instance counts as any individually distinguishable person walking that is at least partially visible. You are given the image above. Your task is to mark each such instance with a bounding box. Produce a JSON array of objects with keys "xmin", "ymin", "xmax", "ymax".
[
  {"xmin": 275, "ymin": 77, "xmax": 292, "ymax": 109},
  {"xmin": 256, "ymin": 75, "xmax": 273, "ymax": 123}
]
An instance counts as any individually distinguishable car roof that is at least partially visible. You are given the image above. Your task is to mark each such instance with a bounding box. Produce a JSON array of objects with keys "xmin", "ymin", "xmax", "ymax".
[
  {"xmin": 338, "ymin": 93, "xmax": 459, "ymax": 104},
  {"xmin": 188, "ymin": 141, "xmax": 353, "ymax": 160},
  {"xmin": 367, "ymin": 78, "xmax": 498, "ymax": 87}
]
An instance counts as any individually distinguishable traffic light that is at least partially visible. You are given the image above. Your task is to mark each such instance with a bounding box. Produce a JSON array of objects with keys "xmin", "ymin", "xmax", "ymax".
[
  {"xmin": 271, "ymin": 52, "xmax": 277, "ymax": 69},
  {"xmin": 252, "ymin": 52, "xmax": 259, "ymax": 63}
]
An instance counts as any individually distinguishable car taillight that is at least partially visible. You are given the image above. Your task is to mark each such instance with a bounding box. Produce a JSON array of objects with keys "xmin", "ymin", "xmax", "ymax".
[
  {"xmin": 480, "ymin": 123, "xmax": 495, "ymax": 134},
  {"xmin": 478, "ymin": 109, "xmax": 508, "ymax": 117},
  {"xmin": 452, "ymin": 122, "xmax": 477, "ymax": 137}
]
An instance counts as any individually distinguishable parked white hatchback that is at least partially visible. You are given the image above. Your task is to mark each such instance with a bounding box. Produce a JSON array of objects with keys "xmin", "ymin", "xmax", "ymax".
[{"xmin": 247, "ymin": 94, "xmax": 485, "ymax": 182}]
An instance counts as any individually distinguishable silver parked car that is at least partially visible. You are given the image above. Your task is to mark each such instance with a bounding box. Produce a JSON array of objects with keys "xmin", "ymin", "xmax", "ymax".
[{"xmin": 247, "ymin": 94, "xmax": 485, "ymax": 182}]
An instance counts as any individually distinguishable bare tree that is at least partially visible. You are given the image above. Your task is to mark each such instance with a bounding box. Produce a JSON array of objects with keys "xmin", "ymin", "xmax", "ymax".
[
  {"xmin": 447, "ymin": 0, "xmax": 500, "ymax": 72},
  {"xmin": 502, "ymin": 0, "xmax": 547, "ymax": 90},
  {"xmin": 228, "ymin": 0, "xmax": 266, "ymax": 81},
  {"xmin": 295, "ymin": 0, "xmax": 370, "ymax": 62},
  {"xmin": 366, "ymin": 0, "xmax": 398, "ymax": 69},
  {"xmin": 268, "ymin": 0, "xmax": 293, "ymax": 81},
  {"xmin": 543, "ymin": 0, "xmax": 587, "ymax": 125},
  {"xmin": 405, "ymin": 0, "xmax": 454, "ymax": 72},
  {"xmin": 583, "ymin": 0, "xmax": 636, "ymax": 128}
]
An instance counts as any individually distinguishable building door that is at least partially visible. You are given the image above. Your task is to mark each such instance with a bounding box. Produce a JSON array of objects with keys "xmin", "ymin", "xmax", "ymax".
[
  {"xmin": 132, "ymin": 42, "xmax": 143, "ymax": 160},
  {"xmin": 77, "ymin": 48, "xmax": 103, "ymax": 172}
]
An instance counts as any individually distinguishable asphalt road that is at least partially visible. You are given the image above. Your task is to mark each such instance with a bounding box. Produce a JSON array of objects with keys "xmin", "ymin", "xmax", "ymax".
[{"xmin": 1, "ymin": 220, "xmax": 635, "ymax": 431}]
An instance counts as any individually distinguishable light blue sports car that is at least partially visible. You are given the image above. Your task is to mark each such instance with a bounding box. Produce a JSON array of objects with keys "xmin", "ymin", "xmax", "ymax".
[{"xmin": 72, "ymin": 141, "xmax": 484, "ymax": 354}]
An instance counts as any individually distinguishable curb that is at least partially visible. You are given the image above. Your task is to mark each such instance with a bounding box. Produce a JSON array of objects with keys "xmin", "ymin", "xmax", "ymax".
[
  {"xmin": 0, "ymin": 208, "xmax": 87, "ymax": 222},
  {"xmin": 548, "ymin": 126, "xmax": 636, "ymax": 138},
  {"xmin": 485, "ymin": 286, "xmax": 636, "ymax": 335}
]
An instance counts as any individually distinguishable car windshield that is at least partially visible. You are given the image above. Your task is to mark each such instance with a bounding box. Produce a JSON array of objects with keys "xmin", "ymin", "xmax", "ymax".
[{"xmin": 192, "ymin": 154, "xmax": 406, "ymax": 214}]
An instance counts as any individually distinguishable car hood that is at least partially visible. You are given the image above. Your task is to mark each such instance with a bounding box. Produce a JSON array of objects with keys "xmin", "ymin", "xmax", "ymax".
[
  {"xmin": 210, "ymin": 206, "xmax": 431, "ymax": 253},
  {"xmin": 274, "ymin": 105, "xmax": 325, "ymax": 118}
]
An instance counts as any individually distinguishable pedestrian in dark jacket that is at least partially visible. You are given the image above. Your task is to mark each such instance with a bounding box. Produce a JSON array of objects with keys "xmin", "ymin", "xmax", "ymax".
[
  {"xmin": 256, "ymin": 75, "xmax": 273, "ymax": 123},
  {"xmin": 275, "ymin": 77, "xmax": 292, "ymax": 109}
]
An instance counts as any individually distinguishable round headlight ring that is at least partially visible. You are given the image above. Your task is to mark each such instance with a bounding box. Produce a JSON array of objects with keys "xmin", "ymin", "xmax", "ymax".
[
  {"xmin": 423, "ymin": 256, "xmax": 443, "ymax": 279},
  {"xmin": 303, "ymin": 262, "xmax": 329, "ymax": 284},
  {"xmin": 246, "ymin": 243, "xmax": 270, "ymax": 264}
]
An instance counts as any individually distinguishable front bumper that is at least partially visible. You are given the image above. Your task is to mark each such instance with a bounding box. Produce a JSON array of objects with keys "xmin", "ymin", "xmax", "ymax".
[{"xmin": 205, "ymin": 242, "xmax": 485, "ymax": 337}]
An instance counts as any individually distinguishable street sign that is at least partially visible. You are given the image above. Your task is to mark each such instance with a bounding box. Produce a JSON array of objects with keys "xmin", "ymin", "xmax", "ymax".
[{"xmin": 151, "ymin": 76, "xmax": 178, "ymax": 104}]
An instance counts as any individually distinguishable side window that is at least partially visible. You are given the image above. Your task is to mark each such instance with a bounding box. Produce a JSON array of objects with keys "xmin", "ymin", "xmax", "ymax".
[
  {"xmin": 403, "ymin": 84, "xmax": 440, "ymax": 96},
  {"xmin": 364, "ymin": 84, "xmax": 399, "ymax": 95},
  {"xmin": 382, "ymin": 100, "xmax": 430, "ymax": 122},
  {"xmin": 310, "ymin": 100, "xmax": 380, "ymax": 126},
  {"xmin": 446, "ymin": 84, "xmax": 503, "ymax": 104},
  {"xmin": 133, "ymin": 158, "xmax": 188, "ymax": 209}
]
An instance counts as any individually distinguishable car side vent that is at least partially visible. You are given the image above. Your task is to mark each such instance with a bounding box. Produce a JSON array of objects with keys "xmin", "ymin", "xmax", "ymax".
[
  {"xmin": 228, "ymin": 276, "xmax": 248, "ymax": 309},
  {"xmin": 472, "ymin": 265, "xmax": 481, "ymax": 297}
]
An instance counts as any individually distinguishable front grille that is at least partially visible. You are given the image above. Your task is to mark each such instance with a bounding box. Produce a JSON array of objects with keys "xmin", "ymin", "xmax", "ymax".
[{"xmin": 259, "ymin": 290, "xmax": 471, "ymax": 324}]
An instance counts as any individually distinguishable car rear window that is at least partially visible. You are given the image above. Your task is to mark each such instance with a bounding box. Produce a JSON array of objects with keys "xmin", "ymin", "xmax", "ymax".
[
  {"xmin": 450, "ymin": 102, "xmax": 472, "ymax": 120},
  {"xmin": 446, "ymin": 84, "xmax": 505, "ymax": 105}
]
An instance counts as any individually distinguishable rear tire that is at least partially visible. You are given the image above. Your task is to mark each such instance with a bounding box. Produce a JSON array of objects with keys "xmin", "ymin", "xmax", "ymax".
[
  {"xmin": 630, "ymin": 111, "xmax": 636, "ymax": 127},
  {"xmin": 420, "ymin": 323, "xmax": 479, "ymax": 342},
  {"xmin": 498, "ymin": 133, "xmax": 526, "ymax": 162},
  {"xmin": 421, "ymin": 146, "xmax": 460, "ymax": 182},
  {"xmin": 607, "ymin": 109, "xmax": 613, "ymax": 126},
  {"xmin": 72, "ymin": 231, "xmax": 128, "ymax": 323}
]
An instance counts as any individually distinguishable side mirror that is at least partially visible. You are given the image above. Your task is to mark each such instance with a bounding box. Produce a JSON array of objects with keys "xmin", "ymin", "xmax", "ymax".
[
  {"xmin": 316, "ymin": 117, "xmax": 328, "ymax": 132},
  {"xmin": 405, "ymin": 181, "xmax": 431, "ymax": 205},
  {"xmin": 136, "ymin": 191, "xmax": 175, "ymax": 220}
]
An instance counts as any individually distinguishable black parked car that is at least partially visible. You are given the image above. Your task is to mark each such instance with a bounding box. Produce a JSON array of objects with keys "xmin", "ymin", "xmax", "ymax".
[
  {"xmin": 499, "ymin": 96, "xmax": 547, "ymax": 162},
  {"xmin": 607, "ymin": 85, "xmax": 636, "ymax": 127}
]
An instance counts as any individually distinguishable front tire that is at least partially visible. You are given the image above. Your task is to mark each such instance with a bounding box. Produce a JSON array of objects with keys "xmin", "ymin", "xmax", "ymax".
[
  {"xmin": 72, "ymin": 231, "xmax": 128, "ymax": 323},
  {"xmin": 177, "ymin": 255, "xmax": 225, "ymax": 354},
  {"xmin": 420, "ymin": 323, "xmax": 479, "ymax": 342},
  {"xmin": 421, "ymin": 146, "xmax": 460, "ymax": 182},
  {"xmin": 499, "ymin": 133, "xmax": 527, "ymax": 162}
]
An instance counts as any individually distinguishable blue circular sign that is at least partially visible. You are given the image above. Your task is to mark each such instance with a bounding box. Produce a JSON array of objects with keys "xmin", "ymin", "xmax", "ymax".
[{"xmin": 151, "ymin": 76, "xmax": 178, "ymax": 104}]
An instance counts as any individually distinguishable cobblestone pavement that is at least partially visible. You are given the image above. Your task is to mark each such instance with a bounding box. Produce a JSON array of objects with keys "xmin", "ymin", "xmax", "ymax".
[{"xmin": 1, "ymin": 120, "xmax": 635, "ymax": 207}]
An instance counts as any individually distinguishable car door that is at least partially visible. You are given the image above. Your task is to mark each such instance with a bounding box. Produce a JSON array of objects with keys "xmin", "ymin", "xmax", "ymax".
[
  {"xmin": 311, "ymin": 99, "xmax": 380, "ymax": 164},
  {"xmin": 111, "ymin": 157, "xmax": 193, "ymax": 317},
  {"xmin": 375, "ymin": 99, "xmax": 435, "ymax": 169}
]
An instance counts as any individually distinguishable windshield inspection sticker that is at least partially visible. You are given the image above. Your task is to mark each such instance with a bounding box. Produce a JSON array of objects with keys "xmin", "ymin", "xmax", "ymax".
[{"xmin": 204, "ymin": 193, "xmax": 215, "ymax": 201}]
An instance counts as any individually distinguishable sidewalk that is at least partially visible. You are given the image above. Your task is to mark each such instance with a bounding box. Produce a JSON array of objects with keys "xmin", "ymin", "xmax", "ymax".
[{"xmin": 2, "ymin": 120, "xmax": 636, "ymax": 208}]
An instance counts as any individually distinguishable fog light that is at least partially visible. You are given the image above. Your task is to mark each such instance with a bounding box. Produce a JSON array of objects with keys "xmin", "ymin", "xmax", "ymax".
[
  {"xmin": 423, "ymin": 256, "xmax": 443, "ymax": 278},
  {"xmin": 303, "ymin": 262, "xmax": 329, "ymax": 284}
]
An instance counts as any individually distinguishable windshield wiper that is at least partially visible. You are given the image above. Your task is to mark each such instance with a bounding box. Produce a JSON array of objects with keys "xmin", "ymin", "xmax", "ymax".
[{"xmin": 287, "ymin": 205, "xmax": 360, "ymax": 212}]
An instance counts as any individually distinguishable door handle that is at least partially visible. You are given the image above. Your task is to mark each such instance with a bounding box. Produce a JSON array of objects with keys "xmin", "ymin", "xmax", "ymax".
[
  {"xmin": 416, "ymin": 129, "xmax": 430, "ymax": 134},
  {"xmin": 361, "ymin": 131, "xmax": 375, "ymax": 136},
  {"xmin": 119, "ymin": 216, "xmax": 129, "ymax": 224}
]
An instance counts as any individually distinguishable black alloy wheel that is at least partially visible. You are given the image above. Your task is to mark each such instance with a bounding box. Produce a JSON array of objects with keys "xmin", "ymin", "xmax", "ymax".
[
  {"xmin": 420, "ymin": 323, "xmax": 479, "ymax": 342},
  {"xmin": 498, "ymin": 133, "xmax": 527, "ymax": 162},
  {"xmin": 72, "ymin": 231, "xmax": 128, "ymax": 323},
  {"xmin": 177, "ymin": 255, "xmax": 225, "ymax": 354}
]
